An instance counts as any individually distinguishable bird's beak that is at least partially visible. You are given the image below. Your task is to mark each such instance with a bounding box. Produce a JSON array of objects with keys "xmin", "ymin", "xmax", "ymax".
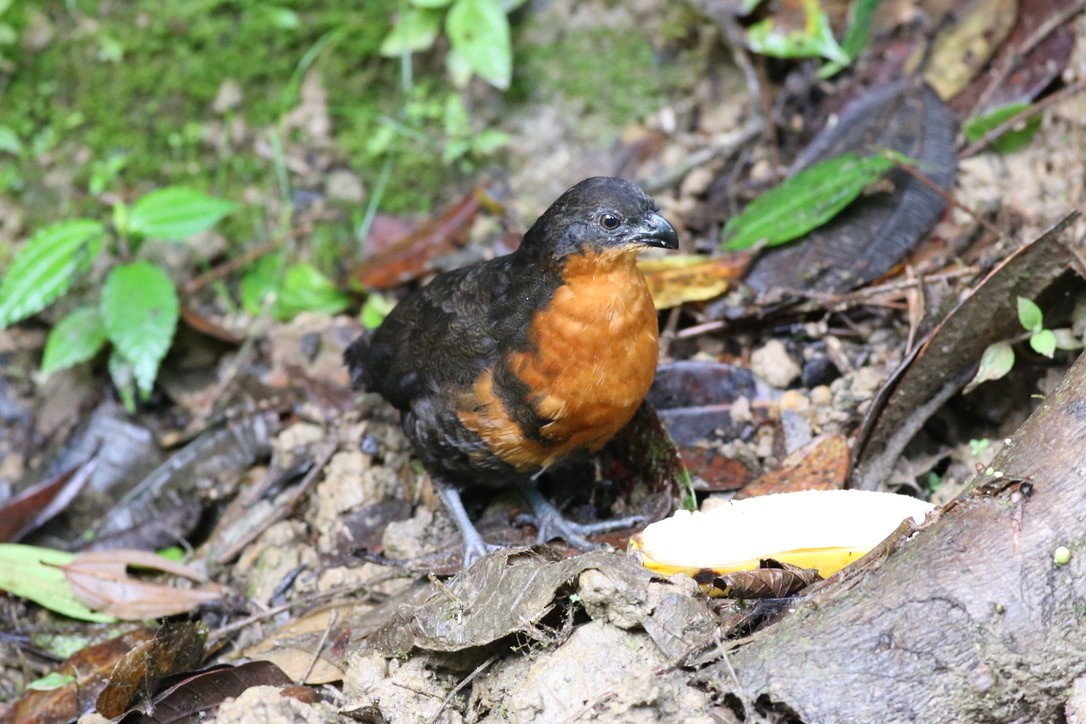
[{"xmin": 634, "ymin": 211, "xmax": 679, "ymax": 250}]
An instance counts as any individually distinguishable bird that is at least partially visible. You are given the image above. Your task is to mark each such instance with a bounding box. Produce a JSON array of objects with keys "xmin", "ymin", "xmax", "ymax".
[{"xmin": 345, "ymin": 176, "xmax": 679, "ymax": 566}]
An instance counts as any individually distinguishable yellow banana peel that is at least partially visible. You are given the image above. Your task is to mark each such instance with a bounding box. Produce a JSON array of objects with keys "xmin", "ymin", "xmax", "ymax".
[{"xmin": 628, "ymin": 489, "xmax": 935, "ymax": 584}]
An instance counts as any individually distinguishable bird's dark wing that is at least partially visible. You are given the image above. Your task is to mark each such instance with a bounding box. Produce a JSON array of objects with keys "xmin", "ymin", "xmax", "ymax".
[{"xmin": 346, "ymin": 255, "xmax": 521, "ymax": 410}]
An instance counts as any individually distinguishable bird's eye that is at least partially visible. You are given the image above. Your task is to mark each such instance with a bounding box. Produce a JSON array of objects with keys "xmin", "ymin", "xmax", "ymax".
[{"xmin": 599, "ymin": 213, "xmax": 620, "ymax": 230}]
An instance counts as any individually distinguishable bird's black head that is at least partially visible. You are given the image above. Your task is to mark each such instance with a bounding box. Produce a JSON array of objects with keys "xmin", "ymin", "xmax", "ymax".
[{"xmin": 520, "ymin": 177, "xmax": 679, "ymax": 260}]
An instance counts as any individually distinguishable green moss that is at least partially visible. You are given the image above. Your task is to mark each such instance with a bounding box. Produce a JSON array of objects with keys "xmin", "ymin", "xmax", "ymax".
[
  {"xmin": 3, "ymin": 0, "xmax": 464, "ymax": 228},
  {"xmin": 3, "ymin": 0, "xmax": 697, "ymax": 244},
  {"xmin": 513, "ymin": 27, "xmax": 685, "ymax": 126}
]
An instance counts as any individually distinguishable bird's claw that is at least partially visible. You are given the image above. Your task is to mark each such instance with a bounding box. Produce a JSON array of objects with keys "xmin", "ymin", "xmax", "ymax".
[
  {"xmin": 516, "ymin": 485, "xmax": 644, "ymax": 551},
  {"xmin": 460, "ymin": 537, "xmax": 505, "ymax": 569}
]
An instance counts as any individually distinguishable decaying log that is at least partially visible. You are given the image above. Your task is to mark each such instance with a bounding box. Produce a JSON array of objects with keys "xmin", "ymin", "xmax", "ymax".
[{"xmin": 707, "ymin": 350, "xmax": 1086, "ymax": 721}]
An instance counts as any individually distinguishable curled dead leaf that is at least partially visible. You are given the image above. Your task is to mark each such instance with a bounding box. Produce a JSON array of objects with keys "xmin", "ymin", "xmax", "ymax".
[{"xmin": 62, "ymin": 549, "xmax": 227, "ymax": 620}]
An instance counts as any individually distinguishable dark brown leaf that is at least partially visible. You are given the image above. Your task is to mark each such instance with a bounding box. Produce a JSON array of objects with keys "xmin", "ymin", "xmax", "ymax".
[
  {"xmin": 350, "ymin": 187, "xmax": 485, "ymax": 289},
  {"xmin": 744, "ymin": 80, "xmax": 957, "ymax": 294},
  {"xmin": 713, "ymin": 559, "xmax": 823, "ymax": 598},
  {"xmin": 96, "ymin": 621, "xmax": 208, "ymax": 718},
  {"xmin": 952, "ymin": 0, "xmax": 1079, "ymax": 116},
  {"xmin": 6, "ymin": 628, "xmax": 155, "ymax": 724},
  {"xmin": 0, "ymin": 453, "xmax": 98, "ymax": 542},
  {"xmin": 115, "ymin": 661, "xmax": 294, "ymax": 723}
]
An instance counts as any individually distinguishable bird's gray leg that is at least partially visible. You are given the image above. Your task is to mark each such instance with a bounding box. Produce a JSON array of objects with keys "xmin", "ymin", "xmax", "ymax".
[
  {"xmin": 515, "ymin": 481, "xmax": 645, "ymax": 550},
  {"xmin": 434, "ymin": 477, "xmax": 501, "ymax": 567}
]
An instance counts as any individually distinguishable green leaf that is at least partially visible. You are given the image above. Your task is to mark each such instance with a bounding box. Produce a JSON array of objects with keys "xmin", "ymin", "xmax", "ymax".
[
  {"xmin": 0, "ymin": 544, "xmax": 116, "ymax": 622},
  {"xmin": 40, "ymin": 307, "xmax": 108, "ymax": 378},
  {"xmin": 276, "ymin": 262, "xmax": 350, "ymax": 321},
  {"xmin": 241, "ymin": 256, "xmax": 348, "ymax": 321},
  {"xmin": 412, "ymin": 0, "xmax": 455, "ymax": 6},
  {"xmin": 1016, "ymin": 296, "xmax": 1044, "ymax": 333},
  {"xmin": 963, "ymin": 102, "xmax": 1041, "ymax": 154},
  {"xmin": 0, "ymin": 124, "xmax": 22, "ymax": 155},
  {"xmin": 128, "ymin": 187, "xmax": 236, "ymax": 242},
  {"xmin": 380, "ymin": 7, "xmax": 442, "ymax": 56},
  {"xmin": 361, "ymin": 292, "xmax": 397, "ymax": 329},
  {"xmin": 721, "ymin": 152, "xmax": 895, "ymax": 251},
  {"xmin": 100, "ymin": 262, "xmax": 179, "ymax": 397},
  {"xmin": 446, "ymin": 0, "xmax": 512, "ymax": 89},
  {"xmin": 841, "ymin": 0, "xmax": 879, "ymax": 59},
  {"xmin": 255, "ymin": 5, "xmax": 301, "ymax": 29},
  {"xmin": 1030, "ymin": 329, "xmax": 1057, "ymax": 358},
  {"xmin": 820, "ymin": 0, "xmax": 880, "ymax": 77},
  {"xmin": 965, "ymin": 341, "xmax": 1015, "ymax": 393},
  {"xmin": 239, "ymin": 254, "xmax": 281, "ymax": 315},
  {"xmin": 27, "ymin": 672, "xmax": 77, "ymax": 691},
  {"xmin": 0, "ymin": 220, "xmax": 106, "ymax": 327},
  {"xmin": 30, "ymin": 632, "xmax": 90, "ymax": 660},
  {"xmin": 747, "ymin": 0, "xmax": 850, "ymax": 65}
]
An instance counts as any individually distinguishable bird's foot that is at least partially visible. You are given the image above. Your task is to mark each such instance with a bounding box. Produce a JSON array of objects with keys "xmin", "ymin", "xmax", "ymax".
[
  {"xmin": 516, "ymin": 485, "xmax": 645, "ymax": 551},
  {"xmin": 435, "ymin": 478, "xmax": 505, "ymax": 568},
  {"xmin": 460, "ymin": 533, "xmax": 505, "ymax": 568}
]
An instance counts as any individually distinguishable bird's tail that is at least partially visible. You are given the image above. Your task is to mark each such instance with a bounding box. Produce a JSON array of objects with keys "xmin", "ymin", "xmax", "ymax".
[{"xmin": 344, "ymin": 331, "xmax": 376, "ymax": 391}]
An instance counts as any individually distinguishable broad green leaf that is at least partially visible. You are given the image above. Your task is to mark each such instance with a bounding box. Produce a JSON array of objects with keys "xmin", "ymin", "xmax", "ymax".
[
  {"xmin": 1016, "ymin": 296, "xmax": 1043, "ymax": 333},
  {"xmin": 446, "ymin": 0, "xmax": 512, "ymax": 89},
  {"xmin": 0, "ymin": 544, "xmax": 115, "ymax": 622},
  {"xmin": 1053, "ymin": 328, "xmax": 1084, "ymax": 351},
  {"xmin": 40, "ymin": 307, "xmax": 108, "ymax": 378},
  {"xmin": 276, "ymin": 262, "xmax": 350, "ymax": 321},
  {"xmin": 241, "ymin": 256, "xmax": 348, "ymax": 321},
  {"xmin": 965, "ymin": 341, "xmax": 1014, "ymax": 393},
  {"xmin": 721, "ymin": 152, "xmax": 895, "ymax": 251},
  {"xmin": 100, "ymin": 262, "xmax": 179, "ymax": 397},
  {"xmin": 128, "ymin": 187, "xmax": 236, "ymax": 242},
  {"xmin": 0, "ymin": 220, "xmax": 106, "ymax": 327},
  {"xmin": 380, "ymin": 7, "xmax": 442, "ymax": 56},
  {"xmin": 0, "ymin": 124, "xmax": 21, "ymax": 155},
  {"xmin": 1030, "ymin": 329, "xmax": 1057, "ymax": 358},
  {"xmin": 747, "ymin": 0, "xmax": 849, "ymax": 65},
  {"xmin": 963, "ymin": 102, "xmax": 1041, "ymax": 154}
]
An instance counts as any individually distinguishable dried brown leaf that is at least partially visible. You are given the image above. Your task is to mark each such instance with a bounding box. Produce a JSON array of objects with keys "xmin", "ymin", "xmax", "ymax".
[
  {"xmin": 96, "ymin": 621, "xmax": 208, "ymax": 718},
  {"xmin": 63, "ymin": 549, "xmax": 226, "ymax": 620}
]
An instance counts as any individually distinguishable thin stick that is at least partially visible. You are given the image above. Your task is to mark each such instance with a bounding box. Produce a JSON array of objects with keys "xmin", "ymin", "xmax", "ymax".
[
  {"xmin": 891, "ymin": 157, "xmax": 1003, "ymax": 238},
  {"xmin": 426, "ymin": 653, "xmax": 499, "ymax": 724},
  {"xmin": 300, "ymin": 609, "xmax": 338, "ymax": 684}
]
